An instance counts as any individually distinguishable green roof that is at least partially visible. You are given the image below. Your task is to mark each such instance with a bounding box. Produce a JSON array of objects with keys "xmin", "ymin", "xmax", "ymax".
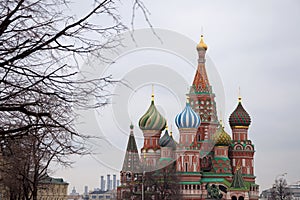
[
  {"xmin": 230, "ymin": 169, "xmax": 246, "ymax": 189},
  {"xmin": 179, "ymin": 181, "xmax": 201, "ymax": 185},
  {"xmin": 122, "ymin": 130, "xmax": 140, "ymax": 172},
  {"xmin": 213, "ymin": 157, "xmax": 230, "ymax": 161},
  {"xmin": 40, "ymin": 175, "xmax": 68, "ymax": 185},
  {"xmin": 202, "ymin": 172, "xmax": 232, "ymax": 177}
]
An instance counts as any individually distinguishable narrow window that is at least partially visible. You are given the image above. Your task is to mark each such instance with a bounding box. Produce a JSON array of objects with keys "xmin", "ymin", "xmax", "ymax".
[{"xmin": 185, "ymin": 163, "xmax": 188, "ymax": 172}]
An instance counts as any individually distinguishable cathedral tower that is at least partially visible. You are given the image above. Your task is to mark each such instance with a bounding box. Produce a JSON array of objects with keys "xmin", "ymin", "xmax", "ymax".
[
  {"xmin": 175, "ymin": 97, "xmax": 201, "ymax": 173},
  {"xmin": 229, "ymin": 97, "xmax": 255, "ymax": 182},
  {"xmin": 139, "ymin": 91, "xmax": 166, "ymax": 169},
  {"xmin": 211, "ymin": 122, "xmax": 232, "ymax": 174},
  {"xmin": 175, "ymin": 97, "xmax": 201, "ymax": 148},
  {"xmin": 120, "ymin": 124, "xmax": 140, "ymax": 185},
  {"xmin": 189, "ymin": 35, "xmax": 218, "ymax": 141},
  {"xmin": 189, "ymin": 35, "xmax": 219, "ymax": 172}
]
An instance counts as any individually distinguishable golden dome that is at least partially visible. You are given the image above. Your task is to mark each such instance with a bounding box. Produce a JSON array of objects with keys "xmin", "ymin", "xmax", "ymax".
[
  {"xmin": 213, "ymin": 125, "xmax": 231, "ymax": 146},
  {"xmin": 196, "ymin": 35, "xmax": 208, "ymax": 50}
]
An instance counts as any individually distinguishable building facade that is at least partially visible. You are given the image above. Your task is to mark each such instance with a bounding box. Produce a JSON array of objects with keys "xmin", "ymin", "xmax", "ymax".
[
  {"xmin": 260, "ymin": 182, "xmax": 300, "ymax": 200},
  {"xmin": 37, "ymin": 175, "xmax": 69, "ymax": 200},
  {"xmin": 117, "ymin": 35, "xmax": 259, "ymax": 200}
]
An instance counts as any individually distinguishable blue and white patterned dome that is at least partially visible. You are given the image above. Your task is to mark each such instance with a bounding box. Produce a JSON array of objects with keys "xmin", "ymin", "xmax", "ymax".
[{"xmin": 175, "ymin": 101, "xmax": 201, "ymax": 129}]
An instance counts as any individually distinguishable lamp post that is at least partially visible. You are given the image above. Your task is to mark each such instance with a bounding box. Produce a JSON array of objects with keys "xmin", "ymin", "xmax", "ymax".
[
  {"xmin": 133, "ymin": 171, "xmax": 146, "ymax": 200},
  {"xmin": 142, "ymin": 171, "xmax": 145, "ymax": 200}
]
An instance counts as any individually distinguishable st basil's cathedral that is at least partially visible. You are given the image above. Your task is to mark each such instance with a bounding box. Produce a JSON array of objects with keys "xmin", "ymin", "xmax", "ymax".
[{"xmin": 117, "ymin": 35, "xmax": 259, "ymax": 200}]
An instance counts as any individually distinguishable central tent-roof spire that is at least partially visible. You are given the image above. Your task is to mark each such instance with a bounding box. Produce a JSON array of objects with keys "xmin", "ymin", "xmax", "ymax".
[{"xmin": 192, "ymin": 35, "xmax": 211, "ymax": 93}]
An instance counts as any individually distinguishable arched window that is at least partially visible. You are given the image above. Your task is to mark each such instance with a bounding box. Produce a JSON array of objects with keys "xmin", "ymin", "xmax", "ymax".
[
  {"xmin": 236, "ymin": 145, "xmax": 242, "ymax": 150},
  {"xmin": 238, "ymin": 196, "xmax": 244, "ymax": 200},
  {"xmin": 231, "ymin": 196, "xmax": 237, "ymax": 200},
  {"xmin": 246, "ymin": 146, "xmax": 252, "ymax": 150}
]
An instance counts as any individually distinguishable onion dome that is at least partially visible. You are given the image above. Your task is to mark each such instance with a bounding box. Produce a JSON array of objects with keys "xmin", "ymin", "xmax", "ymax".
[
  {"xmin": 229, "ymin": 97, "xmax": 251, "ymax": 127},
  {"xmin": 196, "ymin": 35, "xmax": 208, "ymax": 50},
  {"xmin": 159, "ymin": 129, "xmax": 171, "ymax": 147},
  {"xmin": 139, "ymin": 93, "xmax": 167, "ymax": 131},
  {"xmin": 175, "ymin": 98, "xmax": 201, "ymax": 129},
  {"xmin": 166, "ymin": 134, "xmax": 177, "ymax": 150},
  {"xmin": 159, "ymin": 128, "xmax": 176, "ymax": 150},
  {"xmin": 213, "ymin": 123, "xmax": 231, "ymax": 146}
]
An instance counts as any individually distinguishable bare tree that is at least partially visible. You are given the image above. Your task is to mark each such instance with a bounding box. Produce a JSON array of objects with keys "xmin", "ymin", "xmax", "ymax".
[
  {"xmin": 0, "ymin": 94, "xmax": 92, "ymax": 200},
  {"xmin": 0, "ymin": 0, "xmax": 139, "ymax": 139},
  {"xmin": 0, "ymin": 0, "xmax": 151, "ymax": 199},
  {"xmin": 143, "ymin": 162, "xmax": 182, "ymax": 200},
  {"xmin": 271, "ymin": 177, "xmax": 292, "ymax": 200}
]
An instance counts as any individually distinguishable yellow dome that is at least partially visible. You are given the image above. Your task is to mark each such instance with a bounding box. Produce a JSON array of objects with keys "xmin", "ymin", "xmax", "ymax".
[
  {"xmin": 213, "ymin": 125, "xmax": 231, "ymax": 146},
  {"xmin": 196, "ymin": 35, "xmax": 208, "ymax": 50}
]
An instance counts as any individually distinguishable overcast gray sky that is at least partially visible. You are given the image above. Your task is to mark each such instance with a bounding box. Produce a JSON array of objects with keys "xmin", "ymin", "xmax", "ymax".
[{"xmin": 54, "ymin": 0, "xmax": 300, "ymax": 194}]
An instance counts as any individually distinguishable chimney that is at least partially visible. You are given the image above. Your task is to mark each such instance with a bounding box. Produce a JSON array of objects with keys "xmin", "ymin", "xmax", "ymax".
[
  {"xmin": 107, "ymin": 174, "xmax": 111, "ymax": 191},
  {"xmin": 113, "ymin": 174, "xmax": 116, "ymax": 190},
  {"xmin": 84, "ymin": 185, "xmax": 88, "ymax": 195},
  {"xmin": 100, "ymin": 176, "xmax": 105, "ymax": 191}
]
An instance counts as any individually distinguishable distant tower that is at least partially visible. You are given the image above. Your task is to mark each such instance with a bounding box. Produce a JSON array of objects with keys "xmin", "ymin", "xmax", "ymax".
[
  {"xmin": 107, "ymin": 174, "xmax": 111, "ymax": 191},
  {"xmin": 84, "ymin": 186, "xmax": 88, "ymax": 195},
  {"xmin": 83, "ymin": 185, "xmax": 89, "ymax": 200},
  {"xmin": 113, "ymin": 174, "xmax": 116, "ymax": 190},
  {"xmin": 100, "ymin": 176, "xmax": 105, "ymax": 191},
  {"xmin": 70, "ymin": 186, "xmax": 78, "ymax": 195},
  {"xmin": 139, "ymin": 89, "xmax": 166, "ymax": 169}
]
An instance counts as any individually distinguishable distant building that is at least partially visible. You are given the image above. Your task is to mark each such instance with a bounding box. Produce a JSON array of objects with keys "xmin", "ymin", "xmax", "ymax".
[
  {"xmin": 89, "ymin": 189, "xmax": 116, "ymax": 200},
  {"xmin": 0, "ymin": 169, "xmax": 68, "ymax": 199},
  {"xmin": 260, "ymin": 183, "xmax": 300, "ymax": 200},
  {"xmin": 37, "ymin": 175, "xmax": 69, "ymax": 200},
  {"xmin": 0, "ymin": 146, "xmax": 68, "ymax": 200},
  {"xmin": 68, "ymin": 187, "xmax": 82, "ymax": 200}
]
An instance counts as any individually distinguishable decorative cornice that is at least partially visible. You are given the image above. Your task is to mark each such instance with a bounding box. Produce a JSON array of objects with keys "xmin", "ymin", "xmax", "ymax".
[{"xmin": 232, "ymin": 126, "xmax": 249, "ymax": 129}]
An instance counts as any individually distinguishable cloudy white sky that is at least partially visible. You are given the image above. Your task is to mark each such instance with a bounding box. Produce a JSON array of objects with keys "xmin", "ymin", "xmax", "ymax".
[{"xmin": 54, "ymin": 0, "xmax": 300, "ymax": 194}]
